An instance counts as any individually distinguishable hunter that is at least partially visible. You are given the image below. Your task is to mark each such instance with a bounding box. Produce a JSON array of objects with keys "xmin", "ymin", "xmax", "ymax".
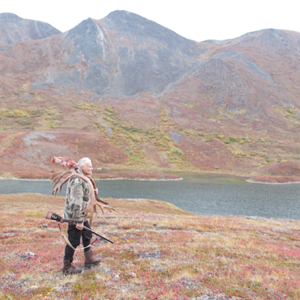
[{"xmin": 62, "ymin": 157, "xmax": 101, "ymax": 274}]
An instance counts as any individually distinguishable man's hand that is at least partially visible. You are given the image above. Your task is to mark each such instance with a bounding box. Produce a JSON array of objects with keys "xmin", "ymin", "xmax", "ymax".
[
  {"xmin": 94, "ymin": 188, "xmax": 98, "ymax": 195},
  {"xmin": 76, "ymin": 223, "xmax": 84, "ymax": 230}
]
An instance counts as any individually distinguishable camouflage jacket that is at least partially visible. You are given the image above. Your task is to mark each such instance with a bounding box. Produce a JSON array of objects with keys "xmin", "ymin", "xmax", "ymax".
[{"xmin": 63, "ymin": 168, "xmax": 91, "ymax": 223}]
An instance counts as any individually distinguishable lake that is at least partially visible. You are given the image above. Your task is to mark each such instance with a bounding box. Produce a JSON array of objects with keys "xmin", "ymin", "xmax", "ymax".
[{"xmin": 1, "ymin": 172, "xmax": 300, "ymax": 220}]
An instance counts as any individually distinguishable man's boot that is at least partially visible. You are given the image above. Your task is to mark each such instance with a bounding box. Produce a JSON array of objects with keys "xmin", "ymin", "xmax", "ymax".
[
  {"xmin": 62, "ymin": 260, "xmax": 82, "ymax": 275},
  {"xmin": 84, "ymin": 250, "xmax": 101, "ymax": 269}
]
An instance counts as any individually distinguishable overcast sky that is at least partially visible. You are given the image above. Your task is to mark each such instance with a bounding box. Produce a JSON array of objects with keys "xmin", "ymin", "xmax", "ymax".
[{"xmin": 1, "ymin": 0, "xmax": 299, "ymax": 42}]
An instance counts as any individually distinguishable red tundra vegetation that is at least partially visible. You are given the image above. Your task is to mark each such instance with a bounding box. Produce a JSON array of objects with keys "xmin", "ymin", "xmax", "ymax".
[
  {"xmin": 249, "ymin": 161, "xmax": 300, "ymax": 183},
  {"xmin": 1, "ymin": 193, "xmax": 299, "ymax": 299}
]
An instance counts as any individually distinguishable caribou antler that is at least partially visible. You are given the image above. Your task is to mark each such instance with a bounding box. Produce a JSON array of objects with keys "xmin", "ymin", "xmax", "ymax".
[
  {"xmin": 51, "ymin": 170, "xmax": 74, "ymax": 196},
  {"xmin": 50, "ymin": 156, "xmax": 114, "ymax": 226},
  {"xmin": 64, "ymin": 171, "xmax": 105, "ymax": 225},
  {"xmin": 51, "ymin": 169, "xmax": 72, "ymax": 185},
  {"xmin": 51, "ymin": 169, "xmax": 73, "ymax": 196},
  {"xmin": 88, "ymin": 176, "xmax": 115, "ymax": 212}
]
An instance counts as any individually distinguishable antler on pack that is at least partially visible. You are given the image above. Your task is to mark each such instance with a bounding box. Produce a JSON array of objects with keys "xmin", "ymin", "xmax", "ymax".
[
  {"xmin": 51, "ymin": 169, "xmax": 74, "ymax": 196},
  {"xmin": 51, "ymin": 156, "xmax": 78, "ymax": 169},
  {"xmin": 51, "ymin": 156, "xmax": 77, "ymax": 196},
  {"xmin": 50, "ymin": 156, "xmax": 114, "ymax": 226}
]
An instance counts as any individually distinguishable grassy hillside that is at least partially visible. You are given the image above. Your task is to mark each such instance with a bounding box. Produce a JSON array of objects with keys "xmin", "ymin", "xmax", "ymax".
[
  {"xmin": 1, "ymin": 194, "xmax": 300, "ymax": 299},
  {"xmin": 2, "ymin": 95, "xmax": 300, "ymax": 179}
]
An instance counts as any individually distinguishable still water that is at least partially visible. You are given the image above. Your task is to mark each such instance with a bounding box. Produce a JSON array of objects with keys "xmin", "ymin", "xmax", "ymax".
[{"xmin": 1, "ymin": 172, "xmax": 300, "ymax": 220}]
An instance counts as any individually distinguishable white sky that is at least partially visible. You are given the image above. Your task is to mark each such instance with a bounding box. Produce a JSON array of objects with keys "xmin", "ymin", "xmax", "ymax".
[{"xmin": 1, "ymin": 0, "xmax": 299, "ymax": 42}]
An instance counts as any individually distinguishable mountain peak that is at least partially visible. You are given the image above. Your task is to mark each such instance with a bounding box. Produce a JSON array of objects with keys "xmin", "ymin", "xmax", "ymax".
[
  {"xmin": 0, "ymin": 12, "xmax": 22, "ymax": 21},
  {"xmin": 103, "ymin": 10, "xmax": 189, "ymax": 41},
  {"xmin": 229, "ymin": 28, "xmax": 300, "ymax": 47},
  {"xmin": 66, "ymin": 17, "xmax": 97, "ymax": 37},
  {"xmin": 103, "ymin": 10, "xmax": 164, "ymax": 34},
  {"xmin": 105, "ymin": 10, "xmax": 148, "ymax": 22}
]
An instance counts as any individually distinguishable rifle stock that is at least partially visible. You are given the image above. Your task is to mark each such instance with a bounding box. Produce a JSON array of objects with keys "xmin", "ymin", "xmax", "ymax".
[{"xmin": 45, "ymin": 211, "xmax": 114, "ymax": 244}]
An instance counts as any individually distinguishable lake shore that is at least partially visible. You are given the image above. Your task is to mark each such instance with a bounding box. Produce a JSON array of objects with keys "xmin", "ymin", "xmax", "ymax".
[
  {"xmin": 3, "ymin": 169, "xmax": 300, "ymax": 184},
  {"xmin": 0, "ymin": 170, "xmax": 183, "ymax": 181},
  {"xmin": 248, "ymin": 175, "xmax": 300, "ymax": 184},
  {"xmin": 93, "ymin": 170, "xmax": 183, "ymax": 181}
]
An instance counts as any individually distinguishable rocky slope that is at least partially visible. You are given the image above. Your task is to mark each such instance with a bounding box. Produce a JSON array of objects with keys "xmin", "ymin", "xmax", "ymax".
[
  {"xmin": 1, "ymin": 11, "xmax": 300, "ymax": 178},
  {"xmin": 0, "ymin": 13, "xmax": 60, "ymax": 46}
]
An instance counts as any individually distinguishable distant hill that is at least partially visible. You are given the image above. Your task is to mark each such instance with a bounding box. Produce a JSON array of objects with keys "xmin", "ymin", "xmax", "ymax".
[
  {"xmin": 1, "ymin": 11, "xmax": 300, "ymax": 178},
  {"xmin": 0, "ymin": 13, "xmax": 61, "ymax": 46}
]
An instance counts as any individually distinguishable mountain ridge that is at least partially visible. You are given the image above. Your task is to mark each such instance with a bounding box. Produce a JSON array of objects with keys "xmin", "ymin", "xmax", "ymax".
[
  {"xmin": 0, "ymin": 12, "xmax": 61, "ymax": 46},
  {"xmin": 1, "ymin": 11, "xmax": 300, "ymax": 178}
]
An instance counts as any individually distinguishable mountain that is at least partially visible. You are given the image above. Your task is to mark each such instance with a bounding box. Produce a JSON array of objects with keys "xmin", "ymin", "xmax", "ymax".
[
  {"xmin": 155, "ymin": 29, "xmax": 300, "ymax": 173},
  {"xmin": 1, "ymin": 11, "xmax": 300, "ymax": 178},
  {"xmin": 160, "ymin": 28, "xmax": 300, "ymax": 127},
  {"xmin": 0, "ymin": 13, "xmax": 61, "ymax": 46},
  {"xmin": 23, "ymin": 10, "xmax": 202, "ymax": 97}
]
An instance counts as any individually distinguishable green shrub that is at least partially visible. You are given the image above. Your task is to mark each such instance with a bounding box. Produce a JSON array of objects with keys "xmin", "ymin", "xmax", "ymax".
[
  {"xmin": 242, "ymin": 137, "xmax": 251, "ymax": 143},
  {"xmin": 105, "ymin": 106, "xmax": 114, "ymax": 113},
  {"xmin": 16, "ymin": 119, "xmax": 32, "ymax": 126},
  {"xmin": 170, "ymin": 147, "xmax": 183, "ymax": 156},
  {"xmin": 122, "ymin": 126, "xmax": 143, "ymax": 133},
  {"xmin": 103, "ymin": 116, "xmax": 115, "ymax": 122},
  {"xmin": 48, "ymin": 120, "xmax": 58, "ymax": 128},
  {"xmin": 225, "ymin": 136, "xmax": 240, "ymax": 144},
  {"xmin": 128, "ymin": 134, "xmax": 139, "ymax": 142},
  {"xmin": 73, "ymin": 103, "xmax": 97, "ymax": 111},
  {"xmin": 215, "ymin": 134, "xmax": 224, "ymax": 140}
]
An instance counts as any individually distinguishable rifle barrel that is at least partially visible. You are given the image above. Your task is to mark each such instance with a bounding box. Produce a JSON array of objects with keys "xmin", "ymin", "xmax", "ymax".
[
  {"xmin": 45, "ymin": 211, "xmax": 114, "ymax": 244},
  {"xmin": 83, "ymin": 225, "xmax": 114, "ymax": 244}
]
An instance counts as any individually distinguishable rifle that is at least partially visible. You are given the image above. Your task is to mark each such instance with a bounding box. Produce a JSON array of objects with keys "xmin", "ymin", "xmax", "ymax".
[{"xmin": 45, "ymin": 212, "xmax": 114, "ymax": 244}]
